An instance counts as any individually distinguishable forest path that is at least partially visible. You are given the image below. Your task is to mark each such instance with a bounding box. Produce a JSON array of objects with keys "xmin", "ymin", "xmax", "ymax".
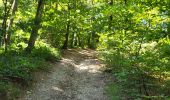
[{"xmin": 19, "ymin": 49, "xmax": 113, "ymax": 100}]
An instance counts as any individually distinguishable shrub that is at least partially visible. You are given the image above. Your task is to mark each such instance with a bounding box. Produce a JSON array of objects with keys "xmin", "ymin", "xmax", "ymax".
[
  {"xmin": 0, "ymin": 53, "xmax": 44, "ymax": 83},
  {"xmin": 98, "ymin": 37, "xmax": 170, "ymax": 99},
  {"xmin": 0, "ymin": 81, "xmax": 21, "ymax": 99},
  {"xmin": 31, "ymin": 40, "xmax": 61, "ymax": 62},
  {"xmin": 0, "ymin": 41, "xmax": 61, "ymax": 99}
]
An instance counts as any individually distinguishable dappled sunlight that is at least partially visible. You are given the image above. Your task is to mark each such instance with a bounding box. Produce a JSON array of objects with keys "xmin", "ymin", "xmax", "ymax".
[
  {"xmin": 19, "ymin": 49, "xmax": 110, "ymax": 100},
  {"xmin": 75, "ymin": 64, "xmax": 101, "ymax": 73},
  {"xmin": 61, "ymin": 57, "xmax": 103, "ymax": 74},
  {"xmin": 61, "ymin": 50, "xmax": 104, "ymax": 74},
  {"xmin": 61, "ymin": 58, "xmax": 74, "ymax": 63},
  {"xmin": 77, "ymin": 49, "xmax": 96, "ymax": 57},
  {"xmin": 74, "ymin": 59, "xmax": 103, "ymax": 74},
  {"xmin": 51, "ymin": 86, "xmax": 64, "ymax": 92},
  {"xmin": 61, "ymin": 58, "xmax": 77, "ymax": 67}
]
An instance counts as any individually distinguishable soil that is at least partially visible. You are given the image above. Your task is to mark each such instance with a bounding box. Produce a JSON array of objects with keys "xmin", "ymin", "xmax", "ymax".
[{"xmin": 19, "ymin": 49, "xmax": 113, "ymax": 100}]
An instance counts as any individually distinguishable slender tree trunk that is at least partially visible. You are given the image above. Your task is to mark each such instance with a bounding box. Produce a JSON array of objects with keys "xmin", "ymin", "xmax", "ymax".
[
  {"xmin": 108, "ymin": 0, "xmax": 113, "ymax": 30},
  {"xmin": 70, "ymin": 1, "xmax": 77, "ymax": 48},
  {"xmin": 1, "ymin": 0, "xmax": 8, "ymax": 47},
  {"xmin": 168, "ymin": 4, "xmax": 170, "ymax": 37},
  {"xmin": 74, "ymin": 34, "xmax": 78, "ymax": 46},
  {"xmin": 91, "ymin": 31, "xmax": 96, "ymax": 49},
  {"xmin": 6, "ymin": 0, "xmax": 18, "ymax": 48},
  {"xmin": 77, "ymin": 33, "xmax": 81, "ymax": 47},
  {"xmin": 1, "ymin": 0, "xmax": 11, "ymax": 52},
  {"xmin": 70, "ymin": 32, "xmax": 75, "ymax": 48},
  {"xmin": 88, "ymin": 33, "xmax": 91, "ymax": 48},
  {"xmin": 62, "ymin": 21, "xmax": 70, "ymax": 49},
  {"xmin": 62, "ymin": 2, "xmax": 71, "ymax": 49},
  {"xmin": 26, "ymin": 0, "xmax": 44, "ymax": 53},
  {"xmin": 90, "ymin": 16, "xmax": 96, "ymax": 49}
]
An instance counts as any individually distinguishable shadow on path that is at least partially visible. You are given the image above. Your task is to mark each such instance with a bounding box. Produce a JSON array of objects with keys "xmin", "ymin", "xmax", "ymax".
[{"xmin": 19, "ymin": 49, "xmax": 113, "ymax": 100}]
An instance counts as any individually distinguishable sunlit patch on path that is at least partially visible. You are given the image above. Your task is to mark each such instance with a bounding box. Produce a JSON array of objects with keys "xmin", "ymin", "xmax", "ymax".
[{"xmin": 19, "ymin": 49, "xmax": 113, "ymax": 100}]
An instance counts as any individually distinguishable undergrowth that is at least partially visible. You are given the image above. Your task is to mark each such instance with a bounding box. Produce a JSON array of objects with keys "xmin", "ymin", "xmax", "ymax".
[
  {"xmin": 99, "ymin": 38, "xmax": 170, "ymax": 100},
  {"xmin": 0, "ymin": 41, "xmax": 60, "ymax": 99},
  {"xmin": 106, "ymin": 83, "xmax": 122, "ymax": 100}
]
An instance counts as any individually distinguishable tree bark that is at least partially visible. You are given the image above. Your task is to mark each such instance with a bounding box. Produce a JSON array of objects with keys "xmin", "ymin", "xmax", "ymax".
[
  {"xmin": 88, "ymin": 33, "xmax": 91, "ymax": 48},
  {"xmin": 1, "ymin": 0, "xmax": 8, "ymax": 47},
  {"xmin": 70, "ymin": 32, "xmax": 75, "ymax": 48},
  {"xmin": 168, "ymin": 3, "xmax": 170, "ymax": 37},
  {"xmin": 62, "ymin": 21, "xmax": 70, "ymax": 49},
  {"xmin": 77, "ymin": 33, "xmax": 81, "ymax": 47},
  {"xmin": 6, "ymin": 0, "xmax": 18, "ymax": 48},
  {"xmin": 1, "ymin": 0, "xmax": 11, "ymax": 52},
  {"xmin": 108, "ymin": 0, "xmax": 113, "ymax": 30},
  {"xmin": 26, "ymin": 0, "xmax": 44, "ymax": 53},
  {"xmin": 62, "ymin": 2, "xmax": 71, "ymax": 49}
]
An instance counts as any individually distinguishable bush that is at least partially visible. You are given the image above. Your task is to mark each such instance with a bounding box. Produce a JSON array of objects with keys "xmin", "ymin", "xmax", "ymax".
[
  {"xmin": 31, "ymin": 40, "xmax": 61, "ymax": 62},
  {"xmin": 0, "ymin": 53, "xmax": 44, "ymax": 84},
  {"xmin": 0, "ymin": 81, "xmax": 21, "ymax": 99},
  {"xmin": 98, "ymin": 37, "xmax": 170, "ymax": 99},
  {"xmin": 0, "ymin": 41, "xmax": 61, "ymax": 99}
]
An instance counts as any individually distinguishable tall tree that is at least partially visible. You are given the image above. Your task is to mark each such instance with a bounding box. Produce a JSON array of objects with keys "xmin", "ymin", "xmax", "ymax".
[
  {"xmin": 62, "ymin": 2, "xmax": 71, "ymax": 49},
  {"xmin": 108, "ymin": 0, "xmax": 113, "ymax": 30},
  {"xmin": 6, "ymin": 0, "xmax": 18, "ymax": 49},
  {"xmin": 1, "ymin": 0, "xmax": 9, "ymax": 48},
  {"xmin": 26, "ymin": 0, "xmax": 44, "ymax": 52},
  {"xmin": 70, "ymin": 0, "xmax": 77, "ymax": 48},
  {"xmin": 62, "ymin": 21, "xmax": 70, "ymax": 49},
  {"xmin": 0, "ymin": 0, "xmax": 16, "ymax": 52}
]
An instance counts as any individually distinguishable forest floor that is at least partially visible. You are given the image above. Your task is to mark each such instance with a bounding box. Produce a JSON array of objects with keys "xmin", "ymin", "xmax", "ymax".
[{"xmin": 19, "ymin": 49, "xmax": 114, "ymax": 100}]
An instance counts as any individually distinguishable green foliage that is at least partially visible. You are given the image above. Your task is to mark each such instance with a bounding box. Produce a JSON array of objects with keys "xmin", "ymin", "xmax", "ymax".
[
  {"xmin": 31, "ymin": 41, "xmax": 61, "ymax": 62},
  {"xmin": 0, "ymin": 42, "xmax": 60, "ymax": 83},
  {"xmin": 99, "ymin": 38, "xmax": 170, "ymax": 99},
  {"xmin": 0, "ymin": 81, "xmax": 21, "ymax": 99},
  {"xmin": 106, "ymin": 84, "xmax": 122, "ymax": 100},
  {"xmin": 0, "ymin": 81, "xmax": 8, "ymax": 94},
  {"xmin": 0, "ymin": 41, "xmax": 60, "ymax": 99},
  {"xmin": 98, "ymin": 0, "xmax": 170, "ymax": 99},
  {"xmin": 0, "ymin": 0, "xmax": 169, "ymax": 99},
  {"xmin": 0, "ymin": 54, "xmax": 42, "ymax": 81}
]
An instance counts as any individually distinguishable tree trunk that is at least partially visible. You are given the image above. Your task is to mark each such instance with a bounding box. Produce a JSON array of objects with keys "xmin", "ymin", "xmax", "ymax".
[
  {"xmin": 1, "ymin": 1, "xmax": 8, "ymax": 46},
  {"xmin": 88, "ymin": 33, "xmax": 91, "ymax": 48},
  {"xmin": 62, "ymin": 21, "xmax": 70, "ymax": 49},
  {"xmin": 1, "ymin": 0, "xmax": 11, "ymax": 52},
  {"xmin": 77, "ymin": 33, "xmax": 81, "ymax": 47},
  {"xmin": 26, "ymin": 0, "xmax": 44, "ymax": 53},
  {"xmin": 70, "ymin": 32, "xmax": 75, "ymax": 48},
  {"xmin": 108, "ymin": 0, "xmax": 113, "ymax": 30},
  {"xmin": 6, "ymin": 0, "xmax": 18, "ymax": 48},
  {"xmin": 74, "ymin": 34, "xmax": 78, "ymax": 47},
  {"xmin": 168, "ymin": 4, "xmax": 170, "ymax": 37},
  {"xmin": 62, "ymin": 2, "xmax": 71, "ymax": 49},
  {"xmin": 90, "ymin": 31, "xmax": 96, "ymax": 49}
]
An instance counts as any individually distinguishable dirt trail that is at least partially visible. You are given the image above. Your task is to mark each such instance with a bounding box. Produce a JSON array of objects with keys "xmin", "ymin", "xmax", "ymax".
[{"xmin": 19, "ymin": 49, "xmax": 113, "ymax": 100}]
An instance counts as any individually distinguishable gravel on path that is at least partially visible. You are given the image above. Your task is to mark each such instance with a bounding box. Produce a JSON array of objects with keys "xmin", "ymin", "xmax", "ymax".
[{"xmin": 19, "ymin": 49, "xmax": 113, "ymax": 100}]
